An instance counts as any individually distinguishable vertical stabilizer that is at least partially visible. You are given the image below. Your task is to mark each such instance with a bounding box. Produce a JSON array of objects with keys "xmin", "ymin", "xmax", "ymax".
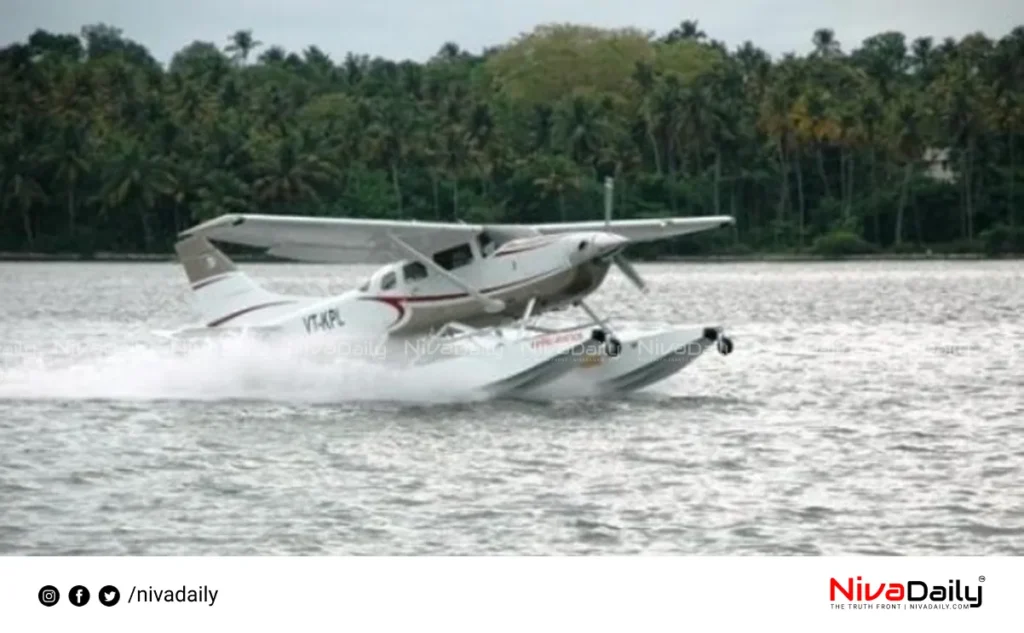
[{"xmin": 174, "ymin": 235, "xmax": 296, "ymax": 327}]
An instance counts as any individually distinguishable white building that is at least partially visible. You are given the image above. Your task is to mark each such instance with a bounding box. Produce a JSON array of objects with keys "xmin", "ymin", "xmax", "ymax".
[{"xmin": 923, "ymin": 147, "xmax": 955, "ymax": 183}]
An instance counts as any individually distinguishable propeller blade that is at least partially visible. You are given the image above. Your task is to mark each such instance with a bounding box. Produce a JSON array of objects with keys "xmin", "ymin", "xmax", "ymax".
[{"xmin": 612, "ymin": 254, "xmax": 648, "ymax": 294}]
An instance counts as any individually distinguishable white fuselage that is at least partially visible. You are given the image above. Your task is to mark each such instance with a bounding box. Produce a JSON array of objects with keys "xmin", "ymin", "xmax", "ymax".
[{"xmin": 199, "ymin": 230, "xmax": 629, "ymax": 339}]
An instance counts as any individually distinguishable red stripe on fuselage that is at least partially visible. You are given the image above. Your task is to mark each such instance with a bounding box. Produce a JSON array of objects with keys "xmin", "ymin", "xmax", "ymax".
[
  {"xmin": 362, "ymin": 271, "xmax": 552, "ymax": 304},
  {"xmin": 357, "ymin": 269, "xmax": 559, "ymax": 329},
  {"xmin": 207, "ymin": 300, "xmax": 296, "ymax": 327},
  {"xmin": 358, "ymin": 296, "xmax": 407, "ymax": 328},
  {"xmin": 192, "ymin": 275, "xmax": 231, "ymax": 290},
  {"xmin": 493, "ymin": 239, "xmax": 557, "ymax": 257}
]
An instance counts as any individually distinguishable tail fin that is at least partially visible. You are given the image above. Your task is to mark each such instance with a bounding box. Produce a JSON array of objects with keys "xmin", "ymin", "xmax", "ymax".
[{"xmin": 174, "ymin": 235, "xmax": 296, "ymax": 327}]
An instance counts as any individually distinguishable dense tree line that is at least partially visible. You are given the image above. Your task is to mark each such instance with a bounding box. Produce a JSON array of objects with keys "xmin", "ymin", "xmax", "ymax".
[{"xmin": 1, "ymin": 21, "xmax": 1023, "ymax": 257}]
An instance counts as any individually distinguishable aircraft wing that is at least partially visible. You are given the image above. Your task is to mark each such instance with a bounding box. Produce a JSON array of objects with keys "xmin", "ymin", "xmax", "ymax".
[
  {"xmin": 521, "ymin": 216, "xmax": 735, "ymax": 243},
  {"xmin": 179, "ymin": 213, "xmax": 735, "ymax": 264},
  {"xmin": 178, "ymin": 214, "xmax": 485, "ymax": 264}
]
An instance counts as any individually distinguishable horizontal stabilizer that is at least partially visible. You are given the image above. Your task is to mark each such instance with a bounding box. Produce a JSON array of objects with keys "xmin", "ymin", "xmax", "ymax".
[{"xmin": 152, "ymin": 324, "xmax": 285, "ymax": 340}]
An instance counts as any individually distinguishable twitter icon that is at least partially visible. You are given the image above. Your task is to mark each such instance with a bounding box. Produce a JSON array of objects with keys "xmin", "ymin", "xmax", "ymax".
[{"xmin": 99, "ymin": 585, "xmax": 120, "ymax": 607}]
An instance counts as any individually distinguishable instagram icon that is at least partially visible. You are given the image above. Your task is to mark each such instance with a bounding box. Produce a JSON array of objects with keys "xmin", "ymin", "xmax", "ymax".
[{"xmin": 38, "ymin": 585, "xmax": 60, "ymax": 607}]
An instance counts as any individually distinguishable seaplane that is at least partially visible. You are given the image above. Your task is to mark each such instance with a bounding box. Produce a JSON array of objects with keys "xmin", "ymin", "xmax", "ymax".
[{"xmin": 165, "ymin": 178, "xmax": 737, "ymax": 400}]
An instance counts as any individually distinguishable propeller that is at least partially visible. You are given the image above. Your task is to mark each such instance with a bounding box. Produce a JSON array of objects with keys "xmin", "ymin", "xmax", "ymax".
[
  {"xmin": 612, "ymin": 253, "xmax": 648, "ymax": 294},
  {"xmin": 604, "ymin": 177, "xmax": 649, "ymax": 295}
]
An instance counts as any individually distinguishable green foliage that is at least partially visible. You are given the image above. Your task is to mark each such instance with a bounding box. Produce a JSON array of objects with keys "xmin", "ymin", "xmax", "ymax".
[
  {"xmin": 887, "ymin": 241, "xmax": 923, "ymax": 254},
  {"xmin": 485, "ymin": 25, "xmax": 653, "ymax": 104},
  {"xmin": 811, "ymin": 231, "xmax": 880, "ymax": 257},
  {"xmin": 1, "ymin": 21, "xmax": 1023, "ymax": 256},
  {"xmin": 932, "ymin": 239, "xmax": 986, "ymax": 254},
  {"xmin": 979, "ymin": 224, "xmax": 1024, "ymax": 255}
]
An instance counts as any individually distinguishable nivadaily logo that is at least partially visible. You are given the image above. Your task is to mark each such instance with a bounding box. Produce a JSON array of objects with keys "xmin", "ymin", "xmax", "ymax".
[{"xmin": 830, "ymin": 576, "xmax": 984, "ymax": 610}]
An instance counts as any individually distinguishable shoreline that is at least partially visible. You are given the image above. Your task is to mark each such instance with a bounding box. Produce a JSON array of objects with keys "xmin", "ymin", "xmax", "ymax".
[{"xmin": 0, "ymin": 251, "xmax": 1017, "ymax": 263}]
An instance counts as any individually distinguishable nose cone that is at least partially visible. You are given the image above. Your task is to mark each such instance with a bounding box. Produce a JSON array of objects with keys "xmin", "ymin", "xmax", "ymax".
[
  {"xmin": 591, "ymin": 232, "xmax": 628, "ymax": 253},
  {"xmin": 568, "ymin": 232, "xmax": 628, "ymax": 264}
]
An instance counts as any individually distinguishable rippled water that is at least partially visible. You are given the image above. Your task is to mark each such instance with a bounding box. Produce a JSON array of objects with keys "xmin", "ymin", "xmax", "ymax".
[{"xmin": 0, "ymin": 260, "xmax": 1022, "ymax": 555}]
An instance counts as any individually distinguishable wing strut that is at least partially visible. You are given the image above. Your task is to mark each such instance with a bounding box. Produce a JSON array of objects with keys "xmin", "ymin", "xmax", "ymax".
[{"xmin": 386, "ymin": 232, "xmax": 506, "ymax": 314}]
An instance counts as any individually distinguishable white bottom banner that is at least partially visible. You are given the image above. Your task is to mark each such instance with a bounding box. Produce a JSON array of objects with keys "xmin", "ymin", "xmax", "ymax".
[{"xmin": 1, "ymin": 556, "xmax": 1016, "ymax": 632}]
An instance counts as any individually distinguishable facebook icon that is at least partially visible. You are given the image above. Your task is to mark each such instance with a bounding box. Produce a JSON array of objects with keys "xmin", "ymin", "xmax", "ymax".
[{"xmin": 69, "ymin": 585, "xmax": 90, "ymax": 606}]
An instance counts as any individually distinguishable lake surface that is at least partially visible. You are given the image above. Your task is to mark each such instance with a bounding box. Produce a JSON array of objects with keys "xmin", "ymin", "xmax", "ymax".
[{"xmin": 0, "ymin": 260, "xmax": 1021, "ymax": 555}]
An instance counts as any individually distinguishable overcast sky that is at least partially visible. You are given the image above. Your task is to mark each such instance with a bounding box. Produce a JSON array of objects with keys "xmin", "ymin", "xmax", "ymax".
[{"xmin": 3, "ymin": 0, "xmax": 1023, "ymax": 63}]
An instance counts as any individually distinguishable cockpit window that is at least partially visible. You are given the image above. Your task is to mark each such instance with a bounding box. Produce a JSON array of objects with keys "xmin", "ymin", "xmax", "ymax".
[
  {"xmin": 479, "ymin": 232, "xmax": 496, "ymax": 257},
  {"xmin": 380, "ymin": 271, "xmax": 397, "ymax": 291},
  {"xmin": 403, "ymin": 261, "xmax": 428, "ymax": 281},
  {"xmin": 433, "ymin": 243, "xmax": 473, "ymax": 270}
]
